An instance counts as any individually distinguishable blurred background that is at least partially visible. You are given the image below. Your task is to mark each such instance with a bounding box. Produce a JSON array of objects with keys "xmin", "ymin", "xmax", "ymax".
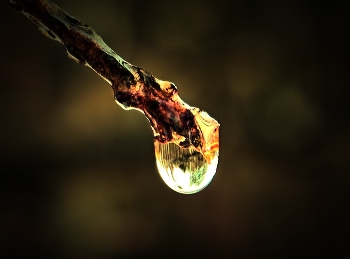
[{"xmin": 1, "ymin": 0, "xmax": 348, "ymax": 257}]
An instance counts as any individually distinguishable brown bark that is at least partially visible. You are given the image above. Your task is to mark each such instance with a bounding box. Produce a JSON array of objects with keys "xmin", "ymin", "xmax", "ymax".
[{"xmin": 9, "ymin": 0, "xmax": 219, "ymax": 159}]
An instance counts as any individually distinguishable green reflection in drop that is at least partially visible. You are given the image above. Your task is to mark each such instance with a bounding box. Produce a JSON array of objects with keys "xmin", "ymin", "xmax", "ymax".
[{"xmin": 154, "ymin": 141, "xmax": 219, "ymax": 194}]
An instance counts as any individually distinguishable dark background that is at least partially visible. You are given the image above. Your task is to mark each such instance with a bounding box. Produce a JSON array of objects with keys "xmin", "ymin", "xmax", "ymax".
[{"xmin": 1, "ymin": 0, "xmax": 349, "ymax": 257}]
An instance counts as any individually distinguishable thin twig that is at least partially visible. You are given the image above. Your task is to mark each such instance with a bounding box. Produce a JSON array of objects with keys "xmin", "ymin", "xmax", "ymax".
[{"xmin": 9, "ymin": 0, "xmax": 219, "ymax": 160}]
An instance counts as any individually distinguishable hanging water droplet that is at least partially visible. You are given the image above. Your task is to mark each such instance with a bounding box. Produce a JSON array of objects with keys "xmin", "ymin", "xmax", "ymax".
[
  {"xmin": 155, "ymin": 141, "xmax": 219, "ymax": 194},
  {"xmin": 154, "ymin": 109, "xmax": 219, "ymax": 194}
]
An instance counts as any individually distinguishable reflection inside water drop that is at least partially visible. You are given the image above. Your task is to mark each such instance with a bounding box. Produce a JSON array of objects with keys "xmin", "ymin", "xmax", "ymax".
[{"xmin": 155, "ymin": 141, "xmax": 219, "ymax": 194}]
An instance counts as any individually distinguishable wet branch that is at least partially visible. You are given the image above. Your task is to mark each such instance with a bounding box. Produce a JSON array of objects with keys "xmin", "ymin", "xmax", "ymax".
[{"xmin": 9, "ymin": 0, "xmax": 219, "ymax": 159}]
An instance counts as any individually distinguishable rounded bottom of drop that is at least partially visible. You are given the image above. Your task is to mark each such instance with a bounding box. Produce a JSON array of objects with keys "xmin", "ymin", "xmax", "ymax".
[{"xmin": 154, "ymin": 141, "xmax": 218, "ymax": 194}]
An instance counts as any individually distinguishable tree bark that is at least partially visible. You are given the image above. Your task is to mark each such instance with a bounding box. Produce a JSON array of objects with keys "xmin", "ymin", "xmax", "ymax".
[{"xmin": 9, "ymin": 0, "xmax": 219, "ymax": 160}]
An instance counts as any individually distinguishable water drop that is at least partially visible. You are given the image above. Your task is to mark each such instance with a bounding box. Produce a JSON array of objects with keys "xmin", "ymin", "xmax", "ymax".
[
  {"xmin": 154, "ymin": 109, "xmax": 219, "ymax": 194},
  {"xmin": 155, "ymin": 142, "xmax": 219, "ymax": 194}
]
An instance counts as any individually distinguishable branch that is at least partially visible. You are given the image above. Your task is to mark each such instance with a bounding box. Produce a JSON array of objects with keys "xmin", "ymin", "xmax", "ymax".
[{"xmin": 9, "ymin": 0, "xmax": 219, "ymax": 162}]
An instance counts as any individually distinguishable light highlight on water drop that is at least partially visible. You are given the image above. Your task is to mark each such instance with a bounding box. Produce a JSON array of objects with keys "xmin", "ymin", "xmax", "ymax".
[{"xmin": 155, "ymin": 141, "xmax": 219, "ymax": 194}]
